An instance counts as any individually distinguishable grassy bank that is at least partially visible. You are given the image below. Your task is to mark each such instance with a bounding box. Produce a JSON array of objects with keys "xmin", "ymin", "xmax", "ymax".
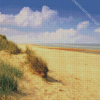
[
  {"xmin": 0, "ymin": 34, "xmax": 21, "ymax": 54},
  {"xmin": 0, "ymin": 34, "xmax": 49, "ymax": 99},
  {"xmin": 0, "ymin": 59, "xmax": 23, "ymax": 97}
]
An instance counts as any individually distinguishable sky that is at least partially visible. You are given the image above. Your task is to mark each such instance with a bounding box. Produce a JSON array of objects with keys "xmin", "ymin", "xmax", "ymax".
[{"xmin": 0, "ymin": 0, "xmax": 100, "ymax": 44}]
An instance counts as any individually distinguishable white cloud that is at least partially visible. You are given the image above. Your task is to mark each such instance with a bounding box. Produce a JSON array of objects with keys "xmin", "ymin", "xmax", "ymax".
[
  {"xmin": 37, "ymin": 28, "xmax": 98, "ymax": 43},
  {"xmin": 77, "ymin": 21, "xmax": 89, "ymax": 31},
  {"xmin": 0, "ymin": 27, "xmax": 38, "ymax": 43},
  {"xmin": 0, "ymin": 6, "xmax": 57, "ymax": 28},
  {"xmin": 0, "ymin": 12, "xmax": 15, "ymax": 25},
  {"xmin": 5, "ymin": 28, "xmax": 77, "ymax": 43},
  {"xmin": 0, "ymin": 27, "xmax": 25, "ymax": 37},
  {"xmin": 8, "ymin": 34, "xmax": 38, "ymax": 44},
  {"xmin": 42, "ymin": 6, "xmax": 57, "ymax": 20},
  {"xmin": 14, "ymin": 7, "xmax": 43, "ymax": 27},
  {"xmin": 0, "ymin": 23, "xmax": 98, "ymax": 44},
  {"xmin": 0, "ymin": 12, "xmax": 6, "ymax": 22},
  {"xmin": 0, "ymin": 6, "xmax": 72, "ymax": 28},
  {"xmin": 38, "ymin": 28, "xmax": 78, "ymax": 43},
  {"xmin": 94, "ymin": 27, "xmax": 100, "ymax": 33}
]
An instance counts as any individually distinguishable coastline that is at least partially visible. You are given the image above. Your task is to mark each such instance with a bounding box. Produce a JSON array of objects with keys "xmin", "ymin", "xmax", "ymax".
[
  {"xmin": 8, "ymin": 43, "xmax": 100, "ymax": 99},
  {"xmin": 36, "ymin": 45, "xmax": 100, "ymax": 54}
]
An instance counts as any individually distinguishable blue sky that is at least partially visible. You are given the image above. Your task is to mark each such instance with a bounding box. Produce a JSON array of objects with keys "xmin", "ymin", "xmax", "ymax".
[{"xmin": 0, "ymin": 0, "xmax": 100, "ymax": 44}]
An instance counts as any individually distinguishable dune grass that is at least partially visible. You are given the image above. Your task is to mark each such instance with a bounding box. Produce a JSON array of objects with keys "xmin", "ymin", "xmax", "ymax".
[
  {"xmin": 0, "ymin": 34, "xmax": 21, "ymax": 54},
  {"xmin": 0, "ymin": 59, "xmax": 23, "ymax": 97},
  {"xmin": 26, "ymin": 47, "xmax": 48, "ymax": 78}
]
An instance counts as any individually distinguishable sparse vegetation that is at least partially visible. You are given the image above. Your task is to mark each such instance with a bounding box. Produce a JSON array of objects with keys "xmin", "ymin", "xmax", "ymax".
[
  {"xmin": 0, "ymin": 34, "xmax": 49, "ymax": 99},
  {"xmin": 0, "ymin": 34, "xmax": 21, "ymax": 54},
  {"xmin": 0, "ymin": 59, "xmax": 23, "ymax": 97},
  {"xmin": 26, "ymin": 47, "xmax": 48, "ymax": 78}
]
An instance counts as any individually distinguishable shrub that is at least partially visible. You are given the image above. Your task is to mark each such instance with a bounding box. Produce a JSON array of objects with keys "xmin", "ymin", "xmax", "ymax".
[
  {"xmin": 0, "ymin": 34, "xmax": 21, "ymax": 54},
  {"xmin": 26, "ymin": 47, "xmax": 48, "ymax": 78}
]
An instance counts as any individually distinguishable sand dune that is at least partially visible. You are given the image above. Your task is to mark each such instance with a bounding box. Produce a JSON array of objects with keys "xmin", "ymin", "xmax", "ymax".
[{"xmin": 0, "ymin": 44, "xmax": 100, "ymax": 100}]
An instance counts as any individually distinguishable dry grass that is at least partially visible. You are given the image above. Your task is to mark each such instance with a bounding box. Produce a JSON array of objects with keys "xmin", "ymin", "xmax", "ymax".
[
  {"xmin": 0, "ymin": 34, "xmax": 21, "ymax": 54},
  {"xmin": 0, "ymin": 59, "xmax": 23, "ymax": 97},
  {"xmin": 25, "ymin": 47, "xmax": 49, "ymax": 78}
]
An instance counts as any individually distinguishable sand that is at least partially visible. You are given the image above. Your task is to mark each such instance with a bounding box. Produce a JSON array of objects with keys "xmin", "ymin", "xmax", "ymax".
[{"xmin": 0, "ymin": 44, "xmax": 100, "ymax": 100}]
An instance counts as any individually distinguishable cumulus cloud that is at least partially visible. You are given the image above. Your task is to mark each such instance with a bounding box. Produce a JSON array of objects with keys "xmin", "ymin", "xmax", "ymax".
[
  {"xmin": 4, "ymin": 28, "xmax": 77, "ymax": 43},
  {"xmin": 94, "ymin": 27, "xmax": 100, "ymax": 33},
  {"xmin": 77, "ymin": 21, "xmax": 89, "ymax": 31},
  {"xmin": 0, "ymin": 27, "xmax": 37, "ymax": 43},
  {"xmin": 42, "ymin": 6, "xmax": 57, "ymax": 20},
  {"xmin": 0, "ymin": 27, "xmax": 25, "ymax": 37},
  {"xmin": 37, "ymin": 28, "xmax": 78, "ymax": 43},
  {"xmin": 0, "ymin": 6, "xmax": 73, "ymax": 28},
  {"xmin": 38, "ymin": 28, "xmax": 98, "ymax": 43},
  {"xmin": 14, "ymin": 6, "xmax": 57, "ymax": 27},
  {"xmin": 0, "ymin": 19, "xmax": 98, "ymax": 44},
  {"xmin": 0, "ymin": 12, "xmax": 6, "ymax": 22},
  {"xmin": 0, "ymin": 12, "xmax": 15, "ymax": 25},
  {"xmin": 1, "ymin": 27, "xmax": 97, "ymax": 44}
]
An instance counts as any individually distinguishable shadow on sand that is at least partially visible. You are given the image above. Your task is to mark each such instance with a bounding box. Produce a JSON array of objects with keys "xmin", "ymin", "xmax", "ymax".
[{"xmin": 42, "ymin": 75, "xmax": 63, "ymax": 85}]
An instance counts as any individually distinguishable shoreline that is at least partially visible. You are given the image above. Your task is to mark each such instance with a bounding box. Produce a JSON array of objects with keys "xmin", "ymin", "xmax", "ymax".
[
  {"xmin": 17, "ymin": 43, "xmax": 100, "ymax": 54},
  {"xmin": 12, "ymin": 43, "xmax": 100, "ymax": 99},
  {"xmin": 37, "ymin": 45, "xmax": 100, "ymax": 54}
]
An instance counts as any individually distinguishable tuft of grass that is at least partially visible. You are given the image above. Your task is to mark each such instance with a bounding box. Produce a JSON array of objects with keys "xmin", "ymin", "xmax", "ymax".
[
  {"xmin": 0, "ymin": 60, "xmax": 22, "ymax": 78},
  {"xmin": 26, "ymin": 47, "xmax": 48, "ymax": 78},
  {"xmin": 0, "ymin": 34, "xmax": 21, "ymax": 54},
  {"xmin": 0, "ymin": 75, "xmax": 17, "ymax": 93},
  {"xmin": 0, "ymin": 59, "xmax": 23, "ymax": 96},
  {"xmin": 6, "ymin": 41, "xmax": 21, "ymax": 54},
  {"xmin": 0, "ymin": 34, "xmax": 7, "ymax": 40}
]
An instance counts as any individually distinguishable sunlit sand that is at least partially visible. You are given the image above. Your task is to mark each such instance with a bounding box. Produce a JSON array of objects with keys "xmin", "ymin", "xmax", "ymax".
[{"xmin": 0, "ymin": 44, "xmax": 100, "ymax": 100}]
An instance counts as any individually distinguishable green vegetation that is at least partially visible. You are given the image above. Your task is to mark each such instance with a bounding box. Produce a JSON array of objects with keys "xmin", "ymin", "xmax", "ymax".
[
  {"xmin": 26, "ymin": 47, "xmax": 48, "ymax": 78},
  {"xmin": 0, "ymin": 34, "xmax": 21, "ymax": 54},
  {"xmin": 0, "ymin": 34, "xmax": 49, "ymax": 98},
  {"xmin": 0, "ymin": 59, "xmax": 23, "ymax": 97}
]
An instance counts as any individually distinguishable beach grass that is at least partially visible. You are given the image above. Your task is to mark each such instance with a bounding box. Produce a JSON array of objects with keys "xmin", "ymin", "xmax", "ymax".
[
  {"xmin": 25, "ymin": 47, "xmax": 49, "ymax": 78},
  {"xmin": 0, "ymin": 59, "xmax": 23, "ymax": 97},
  {"xmin": 0, "ymin": 34, "xmax": 21, "ymax": 54}
]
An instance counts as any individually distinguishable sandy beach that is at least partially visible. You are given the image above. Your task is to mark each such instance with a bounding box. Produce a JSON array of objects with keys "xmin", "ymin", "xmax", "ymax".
[{"xmin": 0, "ymin": 44, "xmax": 100, "ymax": 100}]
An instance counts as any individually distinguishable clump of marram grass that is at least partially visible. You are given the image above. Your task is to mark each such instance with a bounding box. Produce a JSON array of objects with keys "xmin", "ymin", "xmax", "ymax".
[
  {"xmin": 0, "ymin": 59, "xmax": 23, "ymax": 97},
  {"xmin": 26, "ymin": 47, "xmax": 48, "ymax": 78},
  {"xmin": 6, "ymin": 41, "xmax": 21, "ymax": 54},
  {"xmin": 0, "ymin": 34, "xmax": 21, "ymax": 54},
  {"xmin": 0, "ymin": 34, "xmax": 7, "ymax": 40}
]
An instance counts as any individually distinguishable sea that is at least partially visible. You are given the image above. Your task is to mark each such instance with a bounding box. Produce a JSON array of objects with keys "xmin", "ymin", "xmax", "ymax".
[{"xmin": 38, "ymin": 43, "xmax": 100, "ymax": 54}]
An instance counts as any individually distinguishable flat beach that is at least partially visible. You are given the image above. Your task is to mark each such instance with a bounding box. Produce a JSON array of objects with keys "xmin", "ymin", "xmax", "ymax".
[
  {"xmin": 18, "ymin": 44, "xmax": 100, "ymax": 99},
  {"xmin": 0, "ymin": 44, "xmax": 100, "ymax": 100}
]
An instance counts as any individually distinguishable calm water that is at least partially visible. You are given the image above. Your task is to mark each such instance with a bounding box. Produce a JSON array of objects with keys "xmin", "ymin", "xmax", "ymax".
[{"xmin": 38, "ymin": 43, "xmax": 100, "ymax": 50}]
